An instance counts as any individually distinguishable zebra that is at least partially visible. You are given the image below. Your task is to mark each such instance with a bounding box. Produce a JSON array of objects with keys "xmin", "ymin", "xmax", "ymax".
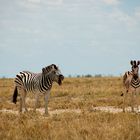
[
  {"xmin": 123, "ymin": 60, "xmax": 140, "ymax": 112},
  {"xmin": 12, "ymin": 64, "xmax": 64, "ymax": 115}
]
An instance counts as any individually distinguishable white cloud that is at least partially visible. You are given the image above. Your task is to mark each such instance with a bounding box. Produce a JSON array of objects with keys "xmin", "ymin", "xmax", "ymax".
[
  {"xmin": 45, "ymin": 0, "xmax": 63, "ymax": 6},
  {"xmin": 134, "ymin": 7, "xmax": 140, "ymax": 18},
  {"xmin": 17, "ymin": 0, "xmax": 41, "ymax": 9},
  {"xmin": 103, "ymin": 0, "xmax": 120, "ymax": 5},
  {"xmin": 108, "ymin": 9, "xmax": 137, "ymax": 28},
  {"xmin": 16, "ymin": 0, "xmax": 64, "ymax": 9},
  {"xmin": 28, "ymin": 0, "xmax": 41, "ymax": 4}
]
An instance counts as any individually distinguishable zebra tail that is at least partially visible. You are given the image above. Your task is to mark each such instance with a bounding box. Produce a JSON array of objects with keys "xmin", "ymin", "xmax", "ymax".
[{"xmin": 13, "ymin": 86, "xmax": 18, "ymax": 104}]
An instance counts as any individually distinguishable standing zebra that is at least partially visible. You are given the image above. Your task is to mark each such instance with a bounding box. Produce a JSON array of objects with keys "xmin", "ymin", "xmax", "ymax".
[
  {"xmin": 12, "ymin": 64, "xmax": 64, "ymax": 115},
  {"xmin": 123, "ymin": 60, "xmax": 140, "ymax": 112}
]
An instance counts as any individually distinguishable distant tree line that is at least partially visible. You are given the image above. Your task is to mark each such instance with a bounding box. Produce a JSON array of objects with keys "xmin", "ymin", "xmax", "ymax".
[
  {"xmin": 0, "ymin": 74, "xmax": 115, "ymax": 79},
  {"xmin": 68, "ymin": 74, "xmax": 103, "ymax": 78}
]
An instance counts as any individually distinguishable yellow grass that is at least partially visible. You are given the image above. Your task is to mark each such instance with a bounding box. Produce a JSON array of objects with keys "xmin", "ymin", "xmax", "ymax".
[{"xmin": 0, "ymin": 77, "xmax": 140, "ymax": 140}]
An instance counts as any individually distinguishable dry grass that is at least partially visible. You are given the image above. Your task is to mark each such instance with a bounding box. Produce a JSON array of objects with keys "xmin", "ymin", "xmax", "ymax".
[{"xmin": 0, "ymin": 77, "xmax": 140, "ymax": 140}]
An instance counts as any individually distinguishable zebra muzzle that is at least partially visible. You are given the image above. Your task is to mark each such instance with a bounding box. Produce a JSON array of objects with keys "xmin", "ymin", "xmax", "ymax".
[{"xmin": 58, "ymin": 75, "xmax": 64, "ymax": 85}]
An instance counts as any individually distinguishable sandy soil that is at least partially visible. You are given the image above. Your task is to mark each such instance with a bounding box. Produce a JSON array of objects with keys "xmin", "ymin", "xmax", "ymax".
[{"xmin": 0, "ymin": 106, "xmax": 140, "ymax": 116}]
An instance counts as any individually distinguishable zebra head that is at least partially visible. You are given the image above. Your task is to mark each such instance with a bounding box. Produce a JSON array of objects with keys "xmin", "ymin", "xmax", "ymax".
[
  {"xmin": 42, "ymin": 64, "xmax": 59, "ymax": 74},
  {"xmin": 51, "ymin": 70, "xmax": 64, "ymax": 85},
  {"xmin": 130, "ymin": 60, "xmax": 140, "ymax": 79}
]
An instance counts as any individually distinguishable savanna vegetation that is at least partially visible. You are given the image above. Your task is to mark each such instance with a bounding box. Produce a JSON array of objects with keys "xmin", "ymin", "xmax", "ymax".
[{"xmin": 0, "ymin": 77, "xmax": 140, "ymax": 140}]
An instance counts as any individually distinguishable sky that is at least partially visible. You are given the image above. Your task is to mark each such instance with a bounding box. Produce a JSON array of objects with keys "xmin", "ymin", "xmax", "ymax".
[{"xmin": 0, "ymin": 0, "xmax": 140, "ymax": 77}]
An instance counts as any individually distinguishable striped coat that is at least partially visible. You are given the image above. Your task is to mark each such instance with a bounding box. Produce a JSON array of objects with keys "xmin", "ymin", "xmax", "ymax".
[{"xmin": 13, "ymin": 64, "xmax": 64, "ymax": 115}]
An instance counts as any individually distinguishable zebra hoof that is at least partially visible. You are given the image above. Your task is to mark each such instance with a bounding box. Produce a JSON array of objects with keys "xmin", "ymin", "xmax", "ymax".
[
  {"xmin": 44, "ymin": 113, "xmax": 50, "ymax": 117},
  {"xmin": 122, "ymin": 108, "xmax": 125, "ymax": 113}
]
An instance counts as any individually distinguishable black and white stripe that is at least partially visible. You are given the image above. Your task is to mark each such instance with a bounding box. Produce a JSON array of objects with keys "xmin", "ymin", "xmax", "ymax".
[
  {"xmin": 12, "ymin": 64, "xmax": 64, "ymax": 114},
  {"xmin": 131, "ymin": 78, "xmax": 140, "ymax": 88},
  {"xmin": 14, "ymin": 64, "xmax": 58, "ymax": 93},
  {"xmin": 123, "ymin": 60, "xmax": 140, "ymax": 112}
]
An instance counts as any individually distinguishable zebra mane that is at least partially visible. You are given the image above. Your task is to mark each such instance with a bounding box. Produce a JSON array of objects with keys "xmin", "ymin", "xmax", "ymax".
[{"xmin": 42, "ymin": 64, "xmax": 59, "ymax": 74}]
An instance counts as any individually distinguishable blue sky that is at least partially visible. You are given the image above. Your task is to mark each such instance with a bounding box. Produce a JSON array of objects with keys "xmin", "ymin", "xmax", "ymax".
[{"xmin": 0, "ymin": 0, "xmax": 140, "ymax": 77}]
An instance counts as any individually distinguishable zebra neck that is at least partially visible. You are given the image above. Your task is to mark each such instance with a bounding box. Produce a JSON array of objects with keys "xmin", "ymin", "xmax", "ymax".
[
  {"xmin": 131, "ymin": 77, "xmax": 140, "ymax": 88},
  {"xmin": 41, "ymin": 75, "xmax": 53, "ymax": 91}
]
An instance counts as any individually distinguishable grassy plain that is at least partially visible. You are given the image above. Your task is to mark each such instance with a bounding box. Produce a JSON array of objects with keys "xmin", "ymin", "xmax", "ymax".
[{"xmin": 0, "ymin": 77, "xmax": 140, "ymax": 140}]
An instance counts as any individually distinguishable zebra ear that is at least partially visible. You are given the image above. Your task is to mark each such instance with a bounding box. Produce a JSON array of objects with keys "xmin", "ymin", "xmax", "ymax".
[
  {"xmin": 130, "ymin": 60, "xmax": 134, "ymax": 66},
  {"xmin": 134, "ymin": 60, "xmax": 136, "ymax": 66},
  {"xmin": 54, "ymin": 65, "xmax": 58, "ymax": 70},
  {"xmin": 52, "ymin": 64, "xmax": 57, "ymax": 70},
  {"xmin": 137, "ymin": 61, "xmax": 140, "ymax": 66},
  {"xmin": 42, "ymin": 68, "xmax": 46, "ymax": 73},
  {"xmin": 51, "ymin": 64, "xmax": 58, "ymax": 70}
]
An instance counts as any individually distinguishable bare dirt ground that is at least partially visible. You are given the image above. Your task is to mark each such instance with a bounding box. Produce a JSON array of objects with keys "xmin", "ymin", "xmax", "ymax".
[{"xmin": 0, "ymin": 106, "xmax": 140, "ymax": 116}]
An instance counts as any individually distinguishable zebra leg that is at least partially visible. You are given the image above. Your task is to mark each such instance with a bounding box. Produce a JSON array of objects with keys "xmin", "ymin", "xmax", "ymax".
[
  {"xmin": 19, "ymin": 95, "xmax": 22, "ymax": 112},
  {"xmin": 44, "ymin": 90, "xmax": 50, "ymax": 115},
  {"xmin": 137, "ymin": 92, "xmax": 140, "ymax": 112},
  {"xmin": 19, "ymin": 89, "xmax": 28, "ymax": 112},
  {"xmin": 34, "ymin": 92, "xmax": 40, "ymax": 112},
  {"xmin": 23, "ymin": 91, "xmax": 28, "ymax": 112},
  {"xmin": 18, "ymin": 88, "xmax": 23, "ymax": 113},
  {"xmin": 123, "ymin": 90, "xmax": 127, "ymax": 112},
  {"xmin": 134, "ymin": 91, "xmax": 139, "ymax": 112},
  {"xmin": 131, "ymin": 91, "xmax": 135, "ymax": 112},
  {"xmin": 122, "ymin": 93, "xmax": 125, "ymax": 112}
]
